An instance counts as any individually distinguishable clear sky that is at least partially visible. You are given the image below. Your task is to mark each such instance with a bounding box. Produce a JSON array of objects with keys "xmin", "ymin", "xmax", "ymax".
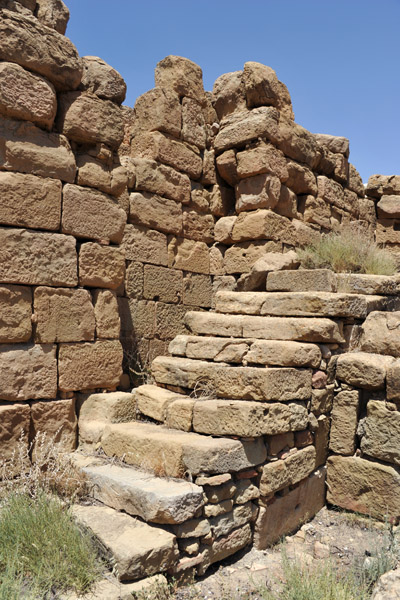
[{"xmin": 65, "ymin": 0, "xmax": 400, "ymax": 183}]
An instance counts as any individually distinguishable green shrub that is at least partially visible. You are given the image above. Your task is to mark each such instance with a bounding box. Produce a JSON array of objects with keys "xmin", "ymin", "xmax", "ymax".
[{"xmin": 298, "ymin": 227, "xmax": 397, "ymax": 275}]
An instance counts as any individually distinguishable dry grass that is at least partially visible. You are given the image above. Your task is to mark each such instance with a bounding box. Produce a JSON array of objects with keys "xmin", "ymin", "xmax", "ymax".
[{"xmin": 298, "ymin": 226, "xmax": 397, "ymax": 275}]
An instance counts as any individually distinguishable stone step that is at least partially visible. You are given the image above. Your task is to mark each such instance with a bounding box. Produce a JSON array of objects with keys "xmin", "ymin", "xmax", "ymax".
[
  {"xmin": 169, "ymin": 335, "xmax": 322, "ymax": 368},
  {"xmin": 185, "ymin": 311, "xmax": 344, "ymax": 343},
  {"xmin": 73, "ymin": 454, "xmax": 204, "ymax": 525},
  {"xmin": 215, "ymin": 290, "xmax": 391, "ymax": 318},
  {"xmin": 72, "ymin": 504, "xmax": 179, "ymax": 581},
  {"xmin": 151, "ymin": 356, "xmax": 312, "ymax": 402},
  {"xmin": 100, "ymin": 420, "xmax": 267, "ymax": 478}
]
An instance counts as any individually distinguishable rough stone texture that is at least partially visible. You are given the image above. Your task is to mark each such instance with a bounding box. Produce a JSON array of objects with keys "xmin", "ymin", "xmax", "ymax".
[
  {"xmin": 267, "ymin": 269, "xmax": 337, "ymax": 292},
  {"xmin": 132, "ymin": 88, "xmax": 181, "ymax": 138},
  {"xmin": 122, "ymin": 224, "xmax": 167, "ymax": 266},
  {"xmin": 57, "ymin": 92, "xmax": 124, "ymax": 148},
  {"xmin": 82, "ymin": 463, "xmax": 204, "ymax": 524},
  {"xmin": 155, "ymin": 55, "xmax": 205, "ymax": 104},
  {"xmin": 254, "ymin": 469, "xmax": 326, "ymax": 548},
  {"xmin": 135, "ymin": 385, "xmax": 183, "ymax": 422},
  {"xmin": 246, "ymin": 340, "xmax": 321, "ymax": 368},
  {"xmin": 0, "ymin": 116, "xmax": 76, "ymax": 182},
  {"xmin": 214, "ymin": 107, "xmax": 280, "ymax": 153},
  {"xmin": 80, "ymin": 56, "xmax": 126, "ymax": 104},
  {"xmin": 193, "ymin": 400, "xmax": 269, "ymax": 437},
  {"xmin": 34, "ymin": 287, "xmax": 95, "ymax": 343},
  {"xmin": 0, "ymin": 172, "xmax": 61, "ymax": 231},
  {"xmin": 235, "ymin": 173, "xmax": 281, "ymax": 212},
  {"xmin": 336, "ymin": 352, "xmax": 394, "ymax": 389},
  {"xmin": 129, "ymin": 192, "xmax": 182, "ymax": 236},
  {"xmin": 336, "ymin": 273, "xmax": 398, "ymax": 296},
  {"xmin": 0, "ymin": 62, "xmax": 57, "ymax": 129},
  {"xmin": 35, "ymin": 0, "xmax": 70, "ymax": 34},
  {"xmin": 231, "ymin": 209, "xmax": 295, "ymax": 244},
  {"xmin": 0, "ymin": 344, "xmax": 57, "ymax": 401},
  {"xmin": 236, "ymin": 142, "xmax": 288, "ymax": 182},
  {"xmin": 72, "ymin": 505, "xmax": 178, "ymax": 581},
  {"xmin": 198, "ymin": 524, "xmax": 252, "ymax": 576},
  {"xmin": 166, "ymin": 398, "xmax": 195, "ymax": 432},
  {"xmin": 376, "ymin": 195, "xmax": 400, "ymax": 219},
  {"xmin": 360, "ymin": 400, "xmax": 400, "ymax": 465},
  {"xmin": 183, "ymin": 273, "xmax": 212, "ymax": 307},
  {"xmin": 0, "ymin": 284, "xmax": 32, "ymax": 343},
  {"xmin": 327, "ymin": 456, "xmax": 400, "ymax": 522},
  {"xmin": 76, "ymin": 155, "xmax": 127, "ymax": 197},
  {"xmin": 0, "ymin": 9, "xmax": 82, "ymax": 90},
  {"xmin": 78, "ymin": 391, "xmax": 136, "ymax": 446},
  {"xmin": 0, "ymin": 228, "xmax": 77, "ymax": 286},
  {"xmin": 101, "ymin": 421, "xmax": 267, "ymax": 477},
  {"xmin": 361, "ymin": 312, "xmax": 400, "ymax": 357},
  {"xmin": 79, "ymin": 243, "xmax": 125, "ymax": 289},
  {"xmin": 152, "ymin": 356, "xmax": 312, "ymax": 402},
  {"xmin": 62, "ymin": 184, "xmax": 126, "ymax": 243},
  {"xmin": 0, "ymin": 403, "xmax": 31, "ymax": 462},
  {"xmin": 237, "ymin": 250, "xmax": 299, "ymax": 291},
  {"xmin": 366, "ymin": 174, "xmax": 400, "ymax": 198},
  {"xmin": 58, "ymin": 340, "xmax": 123, "ymax": 392},
  {"xmin": 371, "ymin": 567, "xmax": 400, "ymax": 600},
  {"xmin": 134, "ymin": 158, "xmax": 191, "ymax": 204},
  {"xmin": 168, "ymin": 238, "xmax": 210, "ymax": 274},
  {"xmin": 259, "ymin": 446, "xmax": 316, "ymax": 495},
  {"xmin": 329, "ymin": 390, "xmax": 359, "ymax": 455},
  {"xmin": 242, "ymin": 62, "xmax": 293, "ymax": 117},
  {"xmin": 223, "ymin": 241, "xmax": 282, "ymax": 274},
  {"xmin": 92, "ymin": 290, "xmax": 120, "ymax": 339},
  {"xmin": 212, "ymin": 71, "xmax": 246, "ymax": 120},
  {"xmin": 31, "ymin": 398, "xmax": 77, "ymax": 452}
]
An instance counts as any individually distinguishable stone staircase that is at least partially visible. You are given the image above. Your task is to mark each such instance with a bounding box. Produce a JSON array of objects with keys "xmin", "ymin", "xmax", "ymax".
[{"xmin": 71, "ymin": 269, "xmax": 400, "ymax": 588}]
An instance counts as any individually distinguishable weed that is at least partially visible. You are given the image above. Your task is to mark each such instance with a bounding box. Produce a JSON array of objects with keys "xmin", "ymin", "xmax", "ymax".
[
  {"xmin": 190, "ymin": 377, "xmax": 217, "ymax": 401},
  {"xmin": 298, "ymin": 225, "xmax": 396, "ymax": 275}
]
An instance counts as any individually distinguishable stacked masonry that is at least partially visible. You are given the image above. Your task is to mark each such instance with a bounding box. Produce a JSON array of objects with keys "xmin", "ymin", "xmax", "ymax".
[
  {"xmin": 368, "ymin": 174, "xmax": 400, "ymax": 262},
  {"xmin": 75, "ymin": 268, "xmax": 400, "ymax": 582}
]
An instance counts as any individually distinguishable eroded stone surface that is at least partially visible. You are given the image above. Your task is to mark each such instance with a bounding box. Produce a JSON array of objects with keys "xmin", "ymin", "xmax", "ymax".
[
  {"xmin": 360, "ymin": 400, "xmax": 400, "ymax": 465},
  {"xmin": 0, "ymin": 284, "xmax": 32, "ymax": 343},
  {"xmin": 0, "ymin": 344, "xmax": 57, "ymax": 401}
]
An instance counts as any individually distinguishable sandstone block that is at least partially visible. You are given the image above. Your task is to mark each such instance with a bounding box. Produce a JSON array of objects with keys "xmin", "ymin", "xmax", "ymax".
[
  {"xmin": 133, "ymin": 88, "xmax": 181, "ymax": 138},
  {"xmin": 72, "ymin": 505, "xmax": 178, "ymax": 581},
  {"xmin": 212, "ymin": 71, "xmax": 246, "ymax": 120},
  {"xmin": 0, "ymin": 403, "xmax": 30, "ymax": 463},
  {"xmin": 214, "ymin": 215, "xmax": 236, "ymax": 243},
  {"xmin": 152, "ymin": 356, "xmax": 312, "ymax": 402},
  {"xmin": 243, "ymin": 61, "xmax": 293, "ymax": 116},
  {"xmin": 311, "ymin": 387, "xmax": 333, "ymax": 416},
  {"xmin": 327, "ymin": 456, "xmax": 400, "ymax": 522},
  {"xmin": 122, "ymin": 224, "xmax": 167, "ymax": 266},
  {"xmin": 231, "ymin": 209, "xmax": 294, "ymax": 244},
  {"xmin": 0, "ymin": 9, "xmax": 82, "ymax": 90},
  {"xmin": 259, "ymin": 400, "xmax": 308, "ymax": 433},
  {"xmin": 78, "ymin": 391, "xmax": 136, "ymax": 446},
  {"xmin": 134, "ymin": 158, "xmax": 191, "ymax": 204},
  {"xmin": 125, "ymin": 261, "xmax": 143, "ymax": 299},
  {"xmin": 376, "ymin": 220, "xmax": 400, "ymax": 245},
  {"xmin": 193, "ymin": 400, "xmax": 269, "ymax": 437},
  {"xmin": 0, "ymin": 116, "xmax": 76, "ymax": 182},
  {"xmin": 0, "ymin": 344, "xmax": 57, "ymax": 401},
  {"xmin": 0, "ymin": 284, "xmax": 32, "ymax": 343},
  {"xmin": 235, "ymin": 173, "xmax": 281, "ymax": 212},
  {"xmin": 277, "ymin": 117, "xmax": 320, "ymax": 168},
  {"xmin": 58, "ymin": 340, "xmax": 123, "ymax": 392},
  {"xmin": 387, "ymin": 361, "xmax": 400, "ymax": 402},
  {"xmin": 0, "ymin": 171, "xmax": 61, "ymax": 231},
  {"xmin": 155, "ymin": 303, "xmax": 187, "ymax": 340},
  {"xmin": 79, "ymin": 243, "xmax": 125, "ymax": 289},
  {"xmin": 214, "ymin": 107, "xmax": 280, "ymax": 152},
  {"xmin": 57, "ymin": 92, "xmax": 124, "ymax": 148},
  {"xmin": 173, "ymin": 518, "xmax": 210, "ymax": 539},
  {"xmin": 234, "ymin": 480, "xmax": 260, "ymax": 504},
  {"xmin": 204, "ymin": 499, "xmax": 233, "ymax": 518},
  {"xmin": 210, "ymin": 502, "xmax": 256, "ymax": 538},
  {"xmin": 35, "ymin": 0, "xmax": 70, "ymax": 34},
  {"xmin": 143, "ymin": 264, "xmax": 182, "ymax": 303},
  {"xmin": 129, "ymin": 192, "xmax": 183, "ymax": 236},
  {"xmin": 135, "ymin": 385, "xmax": 182, "ymax": 422},
  {"xmin": 76, "ymin": 155, "xmax": 127, "ymax": 197},
  {"xmin": 371, "ymin": 567, "xmax": 400, "ymax": 600},
  {"xmin": 302, "ymin": 194, "xmax": 331, "ymax": 229},
  {"xmin": 360, "ymin": 400, "xmax": 400, "ymax": 465},
  {"xmin": 169, "ymin": 335, "xmax": 249, "ymax": 363},
  {"xmin": 0, "ymin": 228, "xmax": 77, "ymax": 286},
  {"xmin": 254, "ymin": 469, "xmax": 326, "ymax": 548},
  {"xmin": 216, "ymin": 149, "xmax": 239, "ymax": 186},
  {"xmin": 181, "ymin": 97, "xmax": 207, "ymax": 149},
  {"xmin": 31, "ymin": 398, "xmax": 77, "ymax": 452},
  {"xmin": 183, "ymin": 273, "xmax": 212, "ymax": 307},
  {"xmin": 329, "ymin": 390, "xmax": 359, "ymax": 455},
  {"xmin": 165, "ymin": 398, "xmax": 195, "ymax": 432},
  {"xmin": 246, "ymin": 340, "xmax": 321, "ymax": 368},
  {"xmin": 101, "ymin": 421, "xmax": 267, "ymax": 477},
  {"xmin": 182, "ymin": 209, "xmax": 214, "ymax": 243},
  {"xmin": 236, "ymin": 141, "xmax": 288, "ymax": 181},
  {"xmin": 285, "ymin": 160, "xmax": 317, "ymax": 195},
  {"xmin": 168, "ymin": 237, "xmax": 210, "ymax": 274},
  {"xmin": 361, "ymin": 312, "xmax": 400, "ymax": 357},
  {"xmin": 336, "ymin": 352, "xmax": 394, "ymax": 389},
  {"xmin": 267, "ymin": 269, "xmax": 336, "ymax": 292},
  {"xmin": 155, "ymin": 55, "xmax": 205, "ymax": 104},
  {"xmin": 336, "ymin": 273, "xmax": 398, "ymax": 295},
  {"xmin": 276, "ymin": 184, "xmax": 297, "ymax": 219},
  {"xmin": 0, "ymin": 62, "xmax": 56, "ymax": 129},
  {"xmin": 80, "ymin": 56, "xmax": 126, "ymax": 104},
  {"xmin": 34, "ymin": 287, "xmax": 95, "ymax": 343},
  {"xmin": 224, "ymin": 241, "xmax": 282, "ymax": 274},
  {"xmin": 314, "ymin": 133, "xmax": 349, "ymax": 157},
  {"xmin": 366, "ymin": 174, "xmax": 400, "ymax": 199},
  {"xmin": 260, "ymin": 446, "xmax": 316, "ymax": 495},
  {"xmin": 93, "ymin": 290, "xmax": 120, "ymax": 339},
  {"xmin": 198, "ymin": 524, "xmax": 252, "ymax": 576}
]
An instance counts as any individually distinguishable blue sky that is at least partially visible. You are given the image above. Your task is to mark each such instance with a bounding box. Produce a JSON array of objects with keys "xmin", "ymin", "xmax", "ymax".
[{"xmin": 66, "ymin": 0, "xmax": 400, "ymax": 183}]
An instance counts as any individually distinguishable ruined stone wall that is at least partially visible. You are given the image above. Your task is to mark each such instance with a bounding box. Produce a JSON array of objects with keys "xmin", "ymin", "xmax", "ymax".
[{"xmin": 0, "ymin": 0, "xmax": 128, "ymax": 458}]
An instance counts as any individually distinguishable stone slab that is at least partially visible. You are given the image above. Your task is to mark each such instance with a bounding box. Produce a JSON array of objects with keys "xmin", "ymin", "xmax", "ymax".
[
  {"xmin": 336, "ymin": 352, "xmax": 394, "ymax": 389},
  {"xmin": 360, "ymin": 400, "xmax": 400, "ymax": 466},
  {"xmin": 329, "ymin": 390, "xmax": 359, "ymax": 455},
  {"xmin": 0, "ymin": 284, "xmax": 32, "ymax": 343},
  {"xmin": 361, "ymin": 312, "xmax": 400, "ymax": 357},
  {"xmin": 0, "ymin": 343, "xmax": 57, "ymax": 401},
  {"xmin": 79, "ymin": 243, "xmax": 125, "ymax": 290}
]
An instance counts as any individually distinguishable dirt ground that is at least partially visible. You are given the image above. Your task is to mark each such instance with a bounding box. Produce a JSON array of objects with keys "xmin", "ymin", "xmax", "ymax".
[{"xmin": 173, "ymin": 506, "xmax": 399, "ymax": 599}]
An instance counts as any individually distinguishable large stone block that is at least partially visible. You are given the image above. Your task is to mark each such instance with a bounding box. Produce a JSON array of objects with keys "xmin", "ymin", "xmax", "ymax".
[
  {"xmin": 327, "ymin": 456, "xmax": 400, "ymax": 522},
  {"xmin": 181, "ymin": 97, "xmax": 207, "ymax": 149},
  {"xmin": 121, "ymin": 224, "xmax": 168, "ymax": 266},
  {"xmin": 129, "ymin": 192, "xmax": 183, "ymax": 236},
  {"xmin": 329, "ymin": 390, "xmax": 359, "ymax": 455},
  {"xmin": 242, "ymin": 61, "xmax": 293, "ymax": 117},
  {"xmin": 254, "ymin": 469, "xmax": 326, "ymax": 548},
  {"xmin": 246, "ymin": 340, "xmax": 321, "ymax": 368},
  {"xmin": 361, "ymin": 312, "xmax": 400, "ymax": 357},
  {"xmin": 76, "ymin": 155, "xmax": 127, "ymax": 197},
  {"xmin": 0, "ymin": 284, "xmax": 32, "ymax": 343},
  {"xmin": 259, "ymin": 446, "xmax": 316, "ymax": 495},
  {"xmin": 31, "ymin": 398, "xmax": 77, "ymax": 452},
  {"xmin": 366, "ymin": 174, "xmax": 400, "ymax": 199},
  {"xmin": 0, "ymin": 344, "xmax": 57, "ymax": 401},
  {"xmin": 193, "ymin": 400, "xmax": 269, "ymax": 437},
  {"xmin": 183, "ymin": 273, "xmax": 213, "ymax": 307},
  {"xmin": 79, "ymin": 243, "xmax": 125, "ymax": 289},
  {"xmin": 212, "ymin": 70, "xmax": 246, "ymax": 120},
  {"xmin": 267, "ymin": 269, "xmax": 336, "ymax": 292},
  {"xmin": 224, "ymin": 241, "xmax": 282, "ymax": 274},
  {"xmin": 0, "ymin": 116, "xmax": 76, "ymax": 182},
  {"xmin": 35, "ymin": 0, "xmax": 70, "ymax": 34},
  {"xmin": 62, "ymin": 184, "xmax": 126, "ymax": 244},
  {"xmin": 336, "ymin": 352, "xmax": 394, "ymax": 389},
  {"xmin": 34, "ymin": 287, "xmax": 95, "ymax": 343},
  {"xmin": 143, "ymin": 265, "xmax": 182, "ymax": 303},
  {"xmin": 182, "ymin": 208, "xmax": 214, "ymax": 243},
  {"xmin": 360, "ymin": 400, "xmax": 400, "ymax": 465},
  {"xmin": 155, "ymin": 303, "xmax": 187, "ymax": 341},
  {"xmin": 0, "ymin": 403, "xmax": 31, "ymax": 463},
  {"xmin": 336, "ymin": 273, "xmax": 398, "ymax": 296},
  {"xmin": 132, "ymin": 88, "xmax": 181, "ymax": 138},
  {"xmin": 235, "ymin": 173, "xmax": 281, "ymax": 213},
  {"xmin": 231, "ymin": 209, "xmax": 294, "ymax": 244},
  {"xmin": 0, "ymin": 9, "xmax": 82, "ymax": 90},
  {"xmin": 168, "ymin": 237, "xmax": 210, "ymax": 274},
  {"xmin": 277, "ymin": 117, "xmax": 320, "ymax": 168},
  {"xmin": 236, "ymin": 141, "xmax": 288, "ymax": 181},
  {"xmin": 57, "ymin": 92, "xmax": 124, "ymax": 148},
  {"xmin": 58, "ymin": 340, "xmax": 123, "ymax": 392},
  {"xmin": 214, "ymin": 106, "xmax": 280, "ymax": 152},
  {"xmin": 285, "ymin": 160, "xmax": 317, "ymax": 195},
  {"xmin": 134, "ymin": 158, "xmax": 191, "ymax": 204},
  {"xmin": 0, "ymin": 172, "xmax": 61, "ymax": 230},
  {"xmin": 78, "ymin": 391, "xmax": 136, "ymax": 446},
  {"xmin": 0, "ymin": 62, "xmax": 57, "ymax": 129},
  {"xmin": 92, "ymin": 290, "xmax": 120, "ymax": 340},
  {"xmin": 198, "ymin": 524, "xmax": 252, "ymax": 576},
  {"xmin": 0, "ymin": 228, "xmax": 77, "ymax": 286},
  {"xmin": 155, "ymin": 55, "xmax": 205, "ymax": 103},
  {"xmin": 80, "ymin": 55, "xmax": 126, "ymax": 104}
]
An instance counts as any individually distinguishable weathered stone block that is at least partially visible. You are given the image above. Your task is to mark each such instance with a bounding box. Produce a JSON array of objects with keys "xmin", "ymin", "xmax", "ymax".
[
  {"xmin": 236, "ymin": 142, "xmax": 288, "ymax": 181},
  {"xmin": 129, "ymin": 192, "xmax": 183, "ymax": 235},
  {"xmin": 0, "ymin": 403, "xmax": 31, "ymax": 463},
  {"xmin": 135, "ymin": 385, "xmax": 182, "ymax": 423},
  {"xmin": 181, "ymin": 98, "xmax": 207, "ymax": 149},
  {"xmin": 34, "ymin": 287, "xmax": 95, "ymax": 343},
  {"xmin": 134, "ymin": 158, "xmax": 191, "ymax": 204},
  {"xmin": 79, "ymin": 55, "xmax": 126, "ymax": 104},
  {"xmin": 259, "ymin": 446, "xmax": 316, "ymax": 495},
  {"xmin": 156, "ymin": 303, "xmax": 187, "ymax": 340},
  {"xmin": 231, "ymin": 209, "xmax": 294, "ymax": 244},
  {"xmin": 277, "ymin": 117, "xmax": 320, "ymax": 168},
  {"xmin": 143, "ymin": 264, "xmax": 182, "ymax": 303},
  {"xmin": 166, "ymin": 398, "xmax": 194, "ymax": 432},
  {"xmin": 121, "ymin": 224, "xmax": 168, "ymax": 266},
  {"xmin": 93, "ymin": 290, "xmax": 120, "ymax": 339},
  {"xmin": 286, "ymin": 160, "xmax": 317, "ymax": 195},
  {"xmin": 125, "ymin": 261, "xmax": 143, "ymax": 299},
  {"xmin": 361, "ymin": 312, "xmax": 400, "ymax": 357},
  {"xmin": 79, "ymin": 243, "xmax": 125, "ymax": 289},
  {"xmin": 155, "ymin": 55, "xmax": 205, "ymax": 104},
  {"xmin": 235, "ymin": 173, "xmax": 281, "ymax": 213},
  {"xmin": 360, "ymin": 400, "xmax": 400, "ymax": 465},
  {"xmin": 133, "ymin": 88, "xmax": 181, "ymax": 138},
  {"xmin": 168, "ymin": 237, "xmax": 210, "ymax": 274},
  {"xmin": 0, "ymin": 284, "xmax": 32, "ymax": 343},
  {"xmin": 0, "ymin": 344, "xmax": 57, "ymax": 401},
  {"xmin": 336, "ymin": 352, "xmax": 394, "ymax": 389},
  {"xmin": 78, "ymin": 391, "xmax": 136, "ymax": 446},
  {"xmin": 31, "ymin": 398, "xmax": 77, "ymax": 452},
  {"xmin": 35, "ymin": 0, "xmax": 70, "ymax": 34},
  {"xmin": 198, "ymin": 524, "xmax": 252, "ymax": 576},
  {"xmin": 193, "ymin": 400, "xmax": 268, "ymax": 437},
  {"xmin": 246, "ymin": 340, "xmax": 321, "ymax": 368},
  {"xmin": 224, "ymin": 241, "xmax": 281, "ymax": 274},
  {"xmin": 212, "ymin": 70, "xmax": 246, "ymax": 120},
  {"xmin": 183, "ymin": 273, "xmax": 212, "ymax": 307},
  {"xmin": 214, "ymin": 107, "xmax": 280, "ymax": 152},
  {"xmin": 0, "ymin": 228, "xmax": 77, "ymax": 286},
  {"xmin": 76, "ymin": 155, "xmax": 127, "ymax": 197},
  {"xmin": 329, "ymin": 390, "xmax": 359, "ymax": 455},
  {"xmin": 267, "ymin": 268, "xmax": 336, "ymax": 292},
  {"xmin": 366, "ymin": 174, "xmax": 400, "ymax": 199},
  {"xmin": 58, "ymin": 340, "xmax": 123, "ymax": 392},
  {"xmin": 336, "ymin": 273, "xmax": 398, "ymax": 296}
]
